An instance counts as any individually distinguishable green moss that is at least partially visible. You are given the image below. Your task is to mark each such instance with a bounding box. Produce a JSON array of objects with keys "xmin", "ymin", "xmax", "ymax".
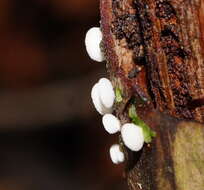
[
  {"xmin": 128, "ymin": 105, "xmax": 156, "ymax": 143},
  {"xmin": 115, "ymin": 87, "xmax": 123, "ymax": 103}
]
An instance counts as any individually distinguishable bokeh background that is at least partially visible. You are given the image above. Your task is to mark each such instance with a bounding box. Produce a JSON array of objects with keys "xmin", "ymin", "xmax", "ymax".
[{"xmin": 0, "ymin": 0, "xmax": 128, "ymax": 190}]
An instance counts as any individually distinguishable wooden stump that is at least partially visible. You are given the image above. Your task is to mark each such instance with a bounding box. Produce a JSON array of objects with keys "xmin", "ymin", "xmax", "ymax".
[{"xmin": 100, "ymin": 0, "xmax": 204, "ymax": 189}]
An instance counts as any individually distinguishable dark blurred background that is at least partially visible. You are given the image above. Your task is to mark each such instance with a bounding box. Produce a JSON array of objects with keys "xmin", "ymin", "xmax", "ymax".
[{"xmin": 0, "ymin": 0, "xmax": 127, "ymax": 189}]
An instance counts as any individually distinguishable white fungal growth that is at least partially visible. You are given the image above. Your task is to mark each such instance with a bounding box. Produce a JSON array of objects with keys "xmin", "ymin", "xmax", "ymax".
[
  {"xmin": 98, "ymin": 78, "xmax": 115, "ymax": 109},
  {"xmin": 109, "ymin": 144, "xmax": 125, "ymax": 164},
  {"xmin": 102, "ymin": 114, "xmax": 121, "ymax": 134},
  {"xmin": 121, "ymin": 123, "xmax": 144, "ymax": 151},
  {"xmin": 91, "ymin": 83, "xmax": 106, "ymax": 115},
  {"xmin": 91, "ymin": 78, "xmax": 115, "ymax": 115},
  {"xmin": 85, "ymin": 27, "xmax": 105, "ymax": 62}
]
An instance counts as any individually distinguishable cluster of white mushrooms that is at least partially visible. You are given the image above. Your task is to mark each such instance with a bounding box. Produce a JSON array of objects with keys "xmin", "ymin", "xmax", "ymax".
[{"xmin": 85, "ymin": 27, "xmax": 145, "ymax": 164}]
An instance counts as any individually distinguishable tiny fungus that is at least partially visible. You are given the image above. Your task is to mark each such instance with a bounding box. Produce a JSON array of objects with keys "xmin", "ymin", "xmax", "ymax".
[
  {"xmin": 85, "ymin": 27, "xmax": 105, "ymax": 62},
  {"xmin": 121, "ymin": 123, "xmax": 144, "ymax": 151},
  {"xmin": 102, "ymin": 114, "xmax": 121, "ymax": 134},
  {"xmin": 91, "ymin": 83, "xmax": 107, "ymax": 115},
  {"xmin": 91, "ymin": 78, "xmax": 115, "ymax": 115},
  {"xmin": 109, "ymin": 144, "xmax": 125, "ymax": 164},
  {"xmin": 98, "ymin": 78, "xmax": 115, "ymax": 109}
]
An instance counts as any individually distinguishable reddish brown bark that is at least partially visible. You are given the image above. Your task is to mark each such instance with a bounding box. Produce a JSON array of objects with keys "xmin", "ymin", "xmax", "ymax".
[{"xmin": 101, "ymin": 0, "xmax": 204, "ymax": 122}]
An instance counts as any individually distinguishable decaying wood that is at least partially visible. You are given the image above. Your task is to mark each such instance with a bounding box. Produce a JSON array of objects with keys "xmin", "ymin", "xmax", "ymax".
[
  {"xmin": 100, "ymin": 0, "xmax": 204, "ymax": 189},
  {"xmin": 101, "ymin": 0, "xmax": 204, "ymax": 122},
  {"xmin": 126, "ymin": 110, "xmax": 204, "ymax": 190}
]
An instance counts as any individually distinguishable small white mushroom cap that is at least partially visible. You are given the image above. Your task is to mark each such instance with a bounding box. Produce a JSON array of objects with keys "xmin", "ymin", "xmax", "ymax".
[
  {"xmin": 102, "ymin": 114, "xmax": 121, "ymax": 134},
  {"xmin": 85, "ymin": 27, "xmax": 105, "ymax": 62},
  {"xmin": 121, "ymin": 123, "xmax": 144, "ymax": 151},
  {"xmin": 98, "ymin": 78, "xmax": 115, "ymax": 109},
  {"xmin": 109, "ymin": 144, "xmax": 125, "ymax": 164},
  {"xmin": 91, "ymin": 83, "xmax": 105, "ymax": 115},
  {"xmin": 91, "ymin": 82, "xmax": 112, "ymax": 115},
  {"xmin": 91, "ymin": 78, "xmax": 115, "ymax": 115}
]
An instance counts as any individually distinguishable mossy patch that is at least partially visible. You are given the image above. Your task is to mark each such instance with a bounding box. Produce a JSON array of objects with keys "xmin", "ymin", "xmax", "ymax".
[
  {"xmin": 128, "ymin": 105, "xmax": 156, "ymax": 143},
  {"xmin": 115, "ymin": 87, "xmax": 123, "ymax": 103}
]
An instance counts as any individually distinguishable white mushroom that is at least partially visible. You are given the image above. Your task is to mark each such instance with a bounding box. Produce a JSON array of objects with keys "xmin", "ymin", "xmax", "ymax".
[
  {"xmin": 91, "ymin": 78, "xmax": 115, "ymax": 115},
  {"xmin": 109, "ymin": 144, "xmax": 125, "ymax": 164},
  {"xmin": 102, "ymin": 114, "xmax": 121, "ymax": 134},
  {"xmin": 91, "ymin": 82, "xmax": 112, "ymax": 115},
  {"xmin": 91, "ymin": 83, "xmax": 105, "ymax": 115},
  {"xmin": 121, "ymin": 123, "xmax": 144, "ymax": 151},
  {"xmin": 98, "ymin": 78, "xmax": 115, "ymax": 109},
  {"xmin": 85, "ymin": 27, "xmax": 105, "ymax": 62}
]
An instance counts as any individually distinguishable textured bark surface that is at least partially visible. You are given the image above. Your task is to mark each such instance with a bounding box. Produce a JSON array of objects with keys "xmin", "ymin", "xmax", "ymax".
[
  {"xmin": 101, "ymin": 0, "xmax": 204, "ymax": 122},
  {"xmin": 126, "ymin": 110, "xmax": 204, "ymax": 190},
  {"xmin": 100, "ymin": 0, "xmax": 204, "ymax": 189}
]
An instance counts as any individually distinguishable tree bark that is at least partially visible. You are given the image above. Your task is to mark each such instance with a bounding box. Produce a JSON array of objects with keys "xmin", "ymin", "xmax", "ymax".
[
  {"xmin": 126, "ymin": 110, "xmax": 204, "ymax": 190},
  {"xmin": 100, "ymin": 0, "xmax": 204, "ymax": 189}
]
